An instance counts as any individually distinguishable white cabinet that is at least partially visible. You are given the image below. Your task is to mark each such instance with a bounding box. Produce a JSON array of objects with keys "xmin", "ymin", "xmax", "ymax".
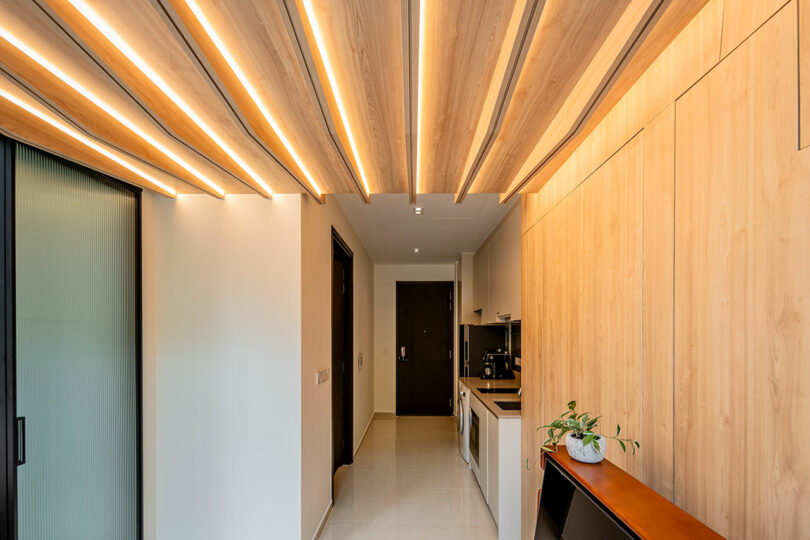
[
  {"xmin": 459, "ymin": 253, "xmax": 480, "ymax": 325},
  {"xmin": 468, "ymin": 394, "xmax": 523, "ymax": 540},
  {"xmin": 473, "ymin": 204, "xmax": 521, "ymax": 323},
  {"xmin": 486, "ymin": 409, "xmax": 499, "ymax": 522}
]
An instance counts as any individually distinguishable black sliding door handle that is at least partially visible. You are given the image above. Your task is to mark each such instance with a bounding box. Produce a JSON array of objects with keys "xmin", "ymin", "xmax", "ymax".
[{"xmin": 15, "ymin": 416, "xmax": 25, "ymax": 466}]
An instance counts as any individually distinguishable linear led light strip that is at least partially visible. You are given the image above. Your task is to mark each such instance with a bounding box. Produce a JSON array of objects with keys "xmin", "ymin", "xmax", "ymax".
[
  {"xmin": 184, "ymin": 0, "xmax": 322, "ymax": 196},
  {"xmin": 300, "ymin": 0, "xmax": 371, "ymax": 196},
  {"xmin": 0, "ymin": 26, "xmax": 225, "ymax": 197},
  {"xmin": 415, "ymin": 0, "xmax": 426, "ymax": 195},
  {"xmin": 0, "ymin": 87, "xmax": 176, "ymax": 195},
  {"xmin": 65, "ymin": 0, "xmax": 273, "ymax": 196}
]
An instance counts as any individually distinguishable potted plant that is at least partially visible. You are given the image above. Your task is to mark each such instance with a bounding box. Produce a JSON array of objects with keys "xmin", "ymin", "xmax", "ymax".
[{"xmin": 540, "ymin": 401, "xmax": 639, "ymax": 464}]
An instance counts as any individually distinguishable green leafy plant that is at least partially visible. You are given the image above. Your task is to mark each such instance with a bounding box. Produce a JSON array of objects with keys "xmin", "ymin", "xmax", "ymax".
[{"xmin": 539, "ymin": 401, "xmax": 639, "ymax": 454}]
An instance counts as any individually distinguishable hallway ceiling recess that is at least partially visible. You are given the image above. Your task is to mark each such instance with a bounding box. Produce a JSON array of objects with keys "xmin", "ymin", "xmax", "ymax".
[{"xmin": 0, "ymin": 0, "xmax": 707, "ymax": 201}]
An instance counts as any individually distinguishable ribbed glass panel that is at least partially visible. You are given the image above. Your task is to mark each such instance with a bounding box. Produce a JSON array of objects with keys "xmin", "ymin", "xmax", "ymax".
[{"xmin": 15, "ymin": 144, "xmax": 138, "ymax": 540}]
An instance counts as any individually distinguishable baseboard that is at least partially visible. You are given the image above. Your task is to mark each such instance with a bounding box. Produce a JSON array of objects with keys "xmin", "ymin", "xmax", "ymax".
[
  {"xmin": 311, "ymin": 502, "xmax": 333, "ymax": 540},
  {"xmin": 353, "ymin": 413, "xmax": 374, "ymax": 457}
]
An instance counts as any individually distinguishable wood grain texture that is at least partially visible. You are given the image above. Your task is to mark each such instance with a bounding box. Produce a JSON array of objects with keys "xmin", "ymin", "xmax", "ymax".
[
  {"xmin": 525, "ymin": 0, "xmax": 723, "ymax": 221},
  {"xmin": 471, "ymin": 0, "xmax": 628, "ymax": 194},
  {"xmin": 45, "ymin": 0, "xmax": 302, "ymax": 195},
  {"xmin": 418, "ymin": 0, "xmax": 516, "ymax": 193},
  {"xmin": 519, "ymin": 212, "xmax": 542, "ymax": 539},
  {"xmin": 0, "ymin": 76, "xmax": 181, "ymax": 197},
  {"xmin": 0, "ymin": 0, "xmax": 245, "ymax": 196},
  {"xmin": 674, "ymin": 6, "xmax": 810, "ymax": 537},
  {"xmin": 801, "ymin": 0, "xmax": 810, "ymax": 149},
  {"xmin": 292, "ymin": 0, "xmax": 408, "ymax": 193},
  {"xmin": 546, "ymin": 450, "xmax": 722, "ymax": 539},
  {"xmin": 641, "ymin": 104, "xmax": 674, "ymax": 500},
  {"xmin": 166, "ymin": 0, "xmax": 356, "ymax": 196},
  {"xmin": 719, "ymin": 0, "xmax": 788, "ymax": 57},
  {"xmin": 508, "ymin": 0, "xmax": 714, "ymax": 204}
]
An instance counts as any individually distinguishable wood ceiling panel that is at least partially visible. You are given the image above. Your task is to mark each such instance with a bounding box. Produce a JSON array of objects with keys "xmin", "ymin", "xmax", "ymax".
[
  {"xmin": 0, "ymin": 0, "xmax": 253, "ymax": 196},
  {"xmin": 166, "ymin": 0, "xmax": 360, "ymax": 196},
  {"xmin": 511, "ymin": 0, "xmax": 712, "ymax": 202},
  {"xmin": 44, "ymin": 0, "xmax": 305, "ymax": 196},
  {"xmin": 470, "ymin": 0, "xmax": 629, "ymax": 194},
  {"xmin": 419, "ymin": 0, "xmax": 518, "ymax": 194},
  {"xmin": 0, "ymin": 74, "xmax": 185, "ymax": 197},
  {"xmin": 305, "ymin": 0, "xmax": 408, "ymax": 194}
]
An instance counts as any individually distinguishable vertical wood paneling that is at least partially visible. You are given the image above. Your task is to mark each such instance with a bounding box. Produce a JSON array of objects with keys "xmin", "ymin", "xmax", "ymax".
[
  {"xmin": 641, "ymin": 104, "xmax": 675, "ymax": 500},
  {"xmin": 520, "ymin": 219, "xmax": 542, "ymax": 540},
  {"xmin": 720, "ymin": 0, "xmax": 788, "ymax": 57},
  {"xmin": 801, "ymin": 0, "xmax": 810, "ymax": 149},
  {"xmin": 522, "ymin": 2, "xmax": 809, "ymax": 539},
  {"xmin": 576, "ymin": 136, "xmax": 643, "ymax": 477},
  {"xmin": 674, "ymin": 5, "xmax": 810, "ymax": 538}
]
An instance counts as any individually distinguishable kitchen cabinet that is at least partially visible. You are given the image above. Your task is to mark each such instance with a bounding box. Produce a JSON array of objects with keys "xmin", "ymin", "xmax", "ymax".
[
  {"xmin": 473, "ymin": 242, "xmax": 488, "ymax": 313},
  {"xmin": 473, "ymin": 204, "xmax": 521, "ymax": 324},
  {"xmin": 459, "ymin": 253, "xmax": 480, "ymax": 325},
  {"xmin": 469, "ymin": 391, "xmax": 522, "ymax": 540}
]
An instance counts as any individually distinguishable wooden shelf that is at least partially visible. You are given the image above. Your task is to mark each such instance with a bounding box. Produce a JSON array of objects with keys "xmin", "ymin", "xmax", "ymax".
[{"xmin": 542, "ymin": 448, "xmax": 723, "ymax": 539}]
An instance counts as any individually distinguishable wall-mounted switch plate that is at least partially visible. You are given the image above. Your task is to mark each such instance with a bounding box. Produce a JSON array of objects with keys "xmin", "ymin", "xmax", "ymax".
[
  {"xmin": 316, "ymin": 368, "xmax": 330, "ymax": 385},
  {"xmin": 358, "ymin": 353, "xmax": 363, "ymax": 370}
]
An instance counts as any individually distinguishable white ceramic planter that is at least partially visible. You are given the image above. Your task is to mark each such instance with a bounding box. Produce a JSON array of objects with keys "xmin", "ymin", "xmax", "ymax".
[{"xmin": 565, "ymin": 433, "xmax": 606, "ymax": 463}]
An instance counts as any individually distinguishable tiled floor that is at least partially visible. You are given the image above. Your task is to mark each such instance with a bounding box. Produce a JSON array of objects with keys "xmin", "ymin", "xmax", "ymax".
[{"xmin": 319, "ymin": 415, "xmax": 499, "ymax": 540}]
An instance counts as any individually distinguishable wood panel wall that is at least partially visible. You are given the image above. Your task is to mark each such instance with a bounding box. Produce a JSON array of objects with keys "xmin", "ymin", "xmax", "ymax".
[{"xmin": 520, "ymin": 1, "xmax": 810, "ymax": 538}]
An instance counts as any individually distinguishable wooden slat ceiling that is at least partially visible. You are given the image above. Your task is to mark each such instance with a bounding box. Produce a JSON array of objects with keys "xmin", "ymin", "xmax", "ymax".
[{"xmin": 0, "ymin": 0, "xmax": 705, "ymax": 202}]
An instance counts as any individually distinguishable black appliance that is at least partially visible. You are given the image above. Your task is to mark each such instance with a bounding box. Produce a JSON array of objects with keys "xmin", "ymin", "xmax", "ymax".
[
  {"xmin": 459, "ymin": 324, "xmax": 507, "ymax": 378},
  {"xmin": 482, "ymin": 348, "xmax": 513, "ymax": 379}
]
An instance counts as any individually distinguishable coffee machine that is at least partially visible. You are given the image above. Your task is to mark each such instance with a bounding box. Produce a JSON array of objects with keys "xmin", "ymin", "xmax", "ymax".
[{"xmin": 481, "ymin": 349, "xmax": 513, "ymax": 379}]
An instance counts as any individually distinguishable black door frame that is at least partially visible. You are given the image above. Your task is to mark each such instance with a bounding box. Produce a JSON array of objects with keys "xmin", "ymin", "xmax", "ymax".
[
  {"xmin": 395, "ymin": 281, "xmax": 455, "ymax": 416},
  {"xmin": 331, "ymin": 228, "xmax": 353, "ymax": 477},
  {"xmin": 0, "ymin": 137, "xmax": 143, "ymax": 539},
  {"xmin": 1, "ymin": 135, "xmax": 17, "ymax": 540}
]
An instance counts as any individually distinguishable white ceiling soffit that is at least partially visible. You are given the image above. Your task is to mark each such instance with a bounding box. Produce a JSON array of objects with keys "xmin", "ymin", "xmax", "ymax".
[{"xmin": 334, "ymin": 193, "xmax": 516, "ymax": 264}]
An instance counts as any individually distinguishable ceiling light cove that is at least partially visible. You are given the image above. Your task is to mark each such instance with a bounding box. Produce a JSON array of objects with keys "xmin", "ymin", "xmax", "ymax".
[
  {"xmin": 64, "ymin": 0, "xmax": 273, "ymax": 197},
  {"xmin": 0, "ymin": 26, "xmax": 225, "ymax": 198},
  {"xmin": 182, "ymin": 0, "xmax": 322, "ymax": 196},
  {"xmin": 415, "ymin": 0, "xmax": 426, "ymax": 195},
  {"xmin": 299, "ymin": 0, "xmax": 371, "ymax": 196},
  {"xmin": 0, "ymin": 87, "xmax": 176, "ymax": 196}
]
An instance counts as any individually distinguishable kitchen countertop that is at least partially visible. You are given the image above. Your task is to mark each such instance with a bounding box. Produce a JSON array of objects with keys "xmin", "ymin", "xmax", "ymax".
[{"xmin": 459, "ymin": 376, "xmax": 521, "ymax": 419}]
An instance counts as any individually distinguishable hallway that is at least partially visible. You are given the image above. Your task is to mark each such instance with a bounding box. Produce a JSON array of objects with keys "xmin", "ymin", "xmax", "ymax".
[{"xmin": 320, "ymin": 416, "xmax": 499, "ymax": 539}]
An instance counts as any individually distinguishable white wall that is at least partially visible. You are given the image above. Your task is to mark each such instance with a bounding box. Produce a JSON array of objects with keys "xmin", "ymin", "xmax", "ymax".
[
  {"xmin": 373, "ymin": 264, "xmax": 456, "ymax": 412},
  {"xmin": 142, "ymin": 193, "xmax": 303, "ymax": 540},
  {"xmin": 300, "ymin": 195, "xmax": 374, "ymax": 540}
]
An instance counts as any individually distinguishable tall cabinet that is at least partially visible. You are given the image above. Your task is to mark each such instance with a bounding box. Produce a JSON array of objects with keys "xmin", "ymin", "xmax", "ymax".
[{"xmin": 471, "ymin": 203, "xmax": 521, "ymax": 324}]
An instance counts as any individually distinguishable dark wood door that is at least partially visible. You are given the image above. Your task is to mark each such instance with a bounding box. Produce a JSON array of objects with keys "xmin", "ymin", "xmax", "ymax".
[
  {"xmin": 331, "ymin": 235, "xmax": 353, "ymax": 474},
  {"xmin": 396, "ymin": 282, "xmax": 454, "ymax": 415}
]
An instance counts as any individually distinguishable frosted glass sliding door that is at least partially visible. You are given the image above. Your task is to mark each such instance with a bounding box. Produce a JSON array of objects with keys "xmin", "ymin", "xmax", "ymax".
[{"xmin": 14, "ymin": 144, "xmax": 139, "ymax": 539}]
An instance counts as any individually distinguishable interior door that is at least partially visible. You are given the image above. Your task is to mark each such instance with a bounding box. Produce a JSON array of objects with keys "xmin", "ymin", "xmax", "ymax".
[
  {"xmin": 396, "ymin": 282, "xmax": 454, "ymax": 415},
  {"xmin": 14, "ymin": 144, "xmax": 139, "ymax": 539}
]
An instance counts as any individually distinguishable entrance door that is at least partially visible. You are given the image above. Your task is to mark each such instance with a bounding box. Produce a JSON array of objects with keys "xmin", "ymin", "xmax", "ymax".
[
  {"xmin": 331, "ymin": 231, "xmax": 353, "ymax": 474},
  {"xmin": 396, "ymin": 282, "xmax": 454, "ymax": 415}
]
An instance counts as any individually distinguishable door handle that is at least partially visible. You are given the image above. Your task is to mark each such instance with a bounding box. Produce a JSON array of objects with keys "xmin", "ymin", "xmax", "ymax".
[{"xmin": 15, "ymin": 416, "xmax": 25, "ymax": 466}]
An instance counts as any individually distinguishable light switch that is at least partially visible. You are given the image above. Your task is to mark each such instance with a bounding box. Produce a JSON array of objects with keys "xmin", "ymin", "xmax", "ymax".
[
  {"xmin": 358, "ymin": 352, "xmax": 363, "ymax": 370},
  {"xmin": 316, "ymin": 368, "xmax": 330, "ymax": 385}
]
